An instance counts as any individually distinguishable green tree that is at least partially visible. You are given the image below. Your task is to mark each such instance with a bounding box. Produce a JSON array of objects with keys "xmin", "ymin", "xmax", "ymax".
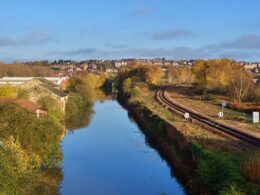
[
  {"xmin": 67, "ymin": 76, "xmax": 94, "ymax": 103},
  {"xmin": 122, "ymin": 78, "xmax": 132, "ymax": 95}
]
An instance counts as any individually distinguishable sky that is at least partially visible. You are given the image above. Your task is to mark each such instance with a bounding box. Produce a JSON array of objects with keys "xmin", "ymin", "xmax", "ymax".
[{"xmin": 0, "ymin": 0, "xmax": 260, "ymax": 62}]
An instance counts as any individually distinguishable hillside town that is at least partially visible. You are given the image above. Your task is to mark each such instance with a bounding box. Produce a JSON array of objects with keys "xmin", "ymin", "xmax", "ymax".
[
  {"xmin": 1, "ymin": 58, "xmax": 259, "ymax": 120},
  {"xmin": 24, "ymin": 59, "xmax": 260, "ymax": 77}
]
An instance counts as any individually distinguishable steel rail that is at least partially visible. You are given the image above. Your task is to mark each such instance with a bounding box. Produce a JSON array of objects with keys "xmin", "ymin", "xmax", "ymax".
[{"xmin": 156, "ymin": 88, "xmax": 260, "ymax": 147}]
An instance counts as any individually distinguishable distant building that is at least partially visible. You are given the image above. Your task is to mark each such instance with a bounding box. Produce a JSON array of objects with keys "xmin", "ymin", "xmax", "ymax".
[
  {"xmin": 114, "ymin": 61, "xmax": 127, "ymax": 68},
  {"xmin": 105, "ymin": 68, "xmax": 118, "ymax": 73},
  {"xmin": 0, "ymin": 77, "xmax": 66, "ymax": 86}
]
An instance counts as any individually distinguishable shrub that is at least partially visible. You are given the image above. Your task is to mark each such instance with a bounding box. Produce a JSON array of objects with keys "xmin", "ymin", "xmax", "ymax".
[
  {"xmin": 219, "ymin": 185, "xmax": 241, "ymax": 195},
  {"xmin": 195, "ymin": 151, "xmax": 244, "ymax": 193},
  {"xmin": 0, "ymin": 103, "xmax": 63, "ymax": 194},
  {"xmin": 228, "ymin": 101, "xmax": 260, "ymax": 113},
  {"xmin": 203, "ymin": 93, "xmax": 214, "ymax": 101}
]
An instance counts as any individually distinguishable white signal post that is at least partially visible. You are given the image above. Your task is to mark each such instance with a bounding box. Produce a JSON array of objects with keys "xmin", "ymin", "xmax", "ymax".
[{"xmin": 253, "ymin": 112, "xmax": 259, "ymax": 124}]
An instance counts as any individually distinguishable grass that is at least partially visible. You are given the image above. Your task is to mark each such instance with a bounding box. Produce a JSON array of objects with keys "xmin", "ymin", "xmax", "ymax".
[
  {"xmin": 121, "ymin": 79, "xmax": 260, "ymax": 194},
  {"xmin": 130, "ymin": 84, "xmax": 255, "ymax": 153}
]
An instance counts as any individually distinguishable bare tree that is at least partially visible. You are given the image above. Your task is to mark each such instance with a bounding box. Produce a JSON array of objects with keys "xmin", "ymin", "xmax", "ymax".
[{"xmin": 229, "ymin": 65, "xmax": 252, "ymax": 102}]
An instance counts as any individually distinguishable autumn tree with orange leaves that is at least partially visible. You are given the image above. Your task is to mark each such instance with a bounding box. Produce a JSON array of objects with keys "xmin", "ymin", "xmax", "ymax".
[
  {"xmin": 138, "ymin": 65, "xmax": 164, "ymax": 85},
  {"xmin": 192, "ymin": 59, "xmax": 253, "ymax": 102}
]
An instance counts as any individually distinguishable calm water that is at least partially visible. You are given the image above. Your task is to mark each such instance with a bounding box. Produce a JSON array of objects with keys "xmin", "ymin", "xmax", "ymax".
[{"xmin": 60, "ymin": 99, "xmax": 184, "ymax": 195}]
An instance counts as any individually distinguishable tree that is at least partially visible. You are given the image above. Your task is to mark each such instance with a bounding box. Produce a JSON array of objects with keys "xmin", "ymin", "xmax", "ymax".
[
  {"xmin": 122, "ymin": 78, "xmax": 132, "ymax": 95},
  {"xmin": 192, "ymin": 59, "xmax": 237, "ymax": 93},
  {"xmin": 177, "ymin": 67, "xmax": 193, "ymax": 83},
  {"xmin": 166, "ymin": 65, "xmax": 175, "ymax": 83},
  {"xmin": 205, "ymin": 59, "xmax": 233, "ymax": 92},
  {"xmin": 84, "ymin": 73, "xmax": 107, "ymax": 89},
  {"xmin": 229, "ymin": 65, "xmax": 253, "ymax": 102},
  {"xmin": 0, "ymin": 63, "xmax": 53, "ymax": 77},
  {"xmin": 138, "ymin": 65, "xmax": 163, "ymax": 85},
  {"xmin": 67, "ymin": 76, "xmax": 94, "ymax": 104}
]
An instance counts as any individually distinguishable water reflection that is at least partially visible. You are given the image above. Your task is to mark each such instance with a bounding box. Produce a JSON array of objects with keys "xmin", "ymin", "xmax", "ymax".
[
  {"xmin": 0, "ymin": 90, "xmax": 185, "ymax": 194},
  {"xmin": 65, "ymin": 106, "xmax": 94, "ymax": 131},
  {"xmin": 60, "ymin": 97, "xmax": 184, "ymax": 195},
  {"xmin": 65, "ymin": 90, "xmax": 113, "ymax": 131}
]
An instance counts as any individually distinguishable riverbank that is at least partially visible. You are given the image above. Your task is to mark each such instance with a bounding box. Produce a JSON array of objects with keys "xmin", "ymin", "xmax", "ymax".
[
  {"xmin": 119, "ymin": 96, "xmax": 199, "ymax": 192},
  {"xmin": 117, "ymin": 72, "xmax": 260, "ymax": 194},
  {"xmin": 118, "ymin": 90, "xmax": 202, "ymax": 194}
]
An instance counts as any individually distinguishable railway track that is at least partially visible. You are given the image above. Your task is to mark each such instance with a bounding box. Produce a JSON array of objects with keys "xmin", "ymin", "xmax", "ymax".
[{"xmin": 156, "ymin": 87, "xmax": 260, "ymax": 147}]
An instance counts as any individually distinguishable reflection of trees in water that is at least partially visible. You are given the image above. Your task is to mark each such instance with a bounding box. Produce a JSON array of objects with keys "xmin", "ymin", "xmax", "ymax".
[
  {"xmin": 125, "ymin": 109, "xmax": 188, "ymax": 194},
  {"xmin": 66, "ymin": 106, "xmax": 94, "ymax": 131},
  {"xmin": 65, "ymin": 90, "xmax": 116, "ymax": 131},
  {"xmin": 96, "ymin": 90, "xmax": 117, "ymax": 102}
]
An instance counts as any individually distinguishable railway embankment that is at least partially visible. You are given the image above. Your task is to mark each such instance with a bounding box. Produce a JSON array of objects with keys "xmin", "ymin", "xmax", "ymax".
[
  {"xmin": 156, "ymin": 88, "xmax": 260, "ymax": 147},
  {"xmin": 118, "ymin": 77, "xmax": 260, "ymax": 194}
]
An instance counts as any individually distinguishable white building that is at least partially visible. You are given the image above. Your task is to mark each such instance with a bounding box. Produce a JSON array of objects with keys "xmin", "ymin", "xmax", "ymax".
[
  {"xmin": 0, "ymin": 77, "xmax": 67, "ymax": 86},
  {"xmin": 114, "ymin": 61, "xmax": 127, "ymax": 68}
]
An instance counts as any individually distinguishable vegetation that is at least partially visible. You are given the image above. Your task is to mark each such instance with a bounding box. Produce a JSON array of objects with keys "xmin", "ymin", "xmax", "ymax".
[
  {"xmin": 0, "ymin": 69, "xmax": 99, "ymax": 194},
  {"xmin": 166, "ymin": 65, "xmax": 194, "ymax": 84},
  {"xmin": 138, "ymin": 65, "xmax": 164, "ymax": 85},
  {"xmin": 0, "ymin": 63, "xmax": 54, "ymax": 77},
  {"xmin": 191, "ymin": 59, "xmax": 253, "ymax": 102},
  {"xmin": 118, "ymin": 65, "xmax": 260, "ymax": 194},
  {"xmin": 85, "ymin": 73, "xmax": 108, "ymax": 89},
  {"xmin": 0, "ymin": 103, "xmax": 63, "ymax": 194},
  {"xmin": 65, "ymin": 74, "xmax": 105, "ymax": 129},
  {"xmin": 192, "ymin": 142, "xmax": 244, "ymax": 193},
  {"xmin": 0, "ymin": 85, "xmax": 28, "ymax": 99}
]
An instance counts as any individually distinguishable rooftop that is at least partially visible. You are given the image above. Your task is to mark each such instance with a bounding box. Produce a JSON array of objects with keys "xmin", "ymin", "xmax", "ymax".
[{"xmin": 0, "ymin": 98, "xmax": 43, "ymax": 112}]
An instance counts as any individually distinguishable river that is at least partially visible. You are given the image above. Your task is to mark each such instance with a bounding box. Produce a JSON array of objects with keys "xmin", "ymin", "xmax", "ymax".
[{"xmin": 60, "ymin": 98, "xmax": 185, "ymax": 195}]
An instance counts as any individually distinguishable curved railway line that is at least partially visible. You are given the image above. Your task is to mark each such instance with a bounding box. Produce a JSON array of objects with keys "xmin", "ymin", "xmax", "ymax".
[{"xmin": 156, "ymin": 87, "xmax": 260, "ymax": 147}]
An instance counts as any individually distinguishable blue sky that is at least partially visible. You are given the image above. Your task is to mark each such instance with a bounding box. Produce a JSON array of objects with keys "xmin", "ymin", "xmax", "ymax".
[{"xmin": 0, "ymin": 0, "xmax": 260, "ymax": 62}]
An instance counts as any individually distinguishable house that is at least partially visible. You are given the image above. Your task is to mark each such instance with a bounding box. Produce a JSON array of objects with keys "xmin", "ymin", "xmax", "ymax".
[
  {"xmin": 20, "ymin": 78, "xmax": 68, "ymax": 111},
  {"xmin": 105, "ymin": 68, "xmax": 118, "ymax": 74},
  {"xmin": 114, "ymin": 61, "xmax": 127, "ymax": 68},
  {"xmin": 0, "ymin": 98, "xmax": 47, "ymax": 118}
]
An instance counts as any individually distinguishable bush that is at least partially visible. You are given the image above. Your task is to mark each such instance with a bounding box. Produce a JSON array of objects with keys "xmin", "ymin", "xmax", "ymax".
[
  {"xmin": 195, "ymin": 150, "xmax": 244, "ymax": 193},
  {"xmin": 228, "ymin": 102, "xmax": 260, "ymax": 113},
  {"xmin": 203, "ymin": 93, "xmax": 214, "ymax": 101},
  {"xmin": 219, "ymin": 185, "xmax": 241, "ymax": 195},
  {"xmin": 0, "ymin": 103, "xmax": 63, "ymax": 194},
  {"xmin": 130, "ymin": 86, "xmax": 141, "ymax": 98}
]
